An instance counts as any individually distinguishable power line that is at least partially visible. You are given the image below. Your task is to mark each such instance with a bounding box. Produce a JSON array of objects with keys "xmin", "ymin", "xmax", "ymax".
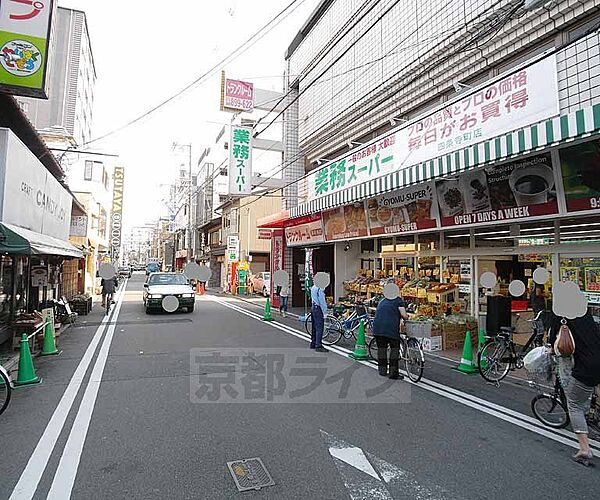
[{"xmin": 81, "ymin": 0, "xmax": 309, "ymax": 148}]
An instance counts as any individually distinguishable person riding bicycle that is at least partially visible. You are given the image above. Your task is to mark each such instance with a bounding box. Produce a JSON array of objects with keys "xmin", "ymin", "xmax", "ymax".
[
  {"xmin": 372, "ymin": 283, "xmax": 409, "ymax": 380},
  {"xmin": 101, "ymin": 275, "xmax": 118, "ymax": 307},
  {"xmin": 547, "ymin": 311, "xmax": 600, "ymax": 466}
]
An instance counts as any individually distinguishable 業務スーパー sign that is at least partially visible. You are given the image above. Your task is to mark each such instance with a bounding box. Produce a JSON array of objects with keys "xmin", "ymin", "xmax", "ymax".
[
  {"xmin": 305, "ymin": 55, "xmax": 559, "ymax": 200},
  {"xmin": 228, "ymin": 125, "xmax": 252, "ymax": 196},
  {"xmin": 366, "ymin": 183, "xmax": 437, "ymax": 235},
  {"xmin": 0, "ymin": 0, "xmax": 55, "ymax": 98}
]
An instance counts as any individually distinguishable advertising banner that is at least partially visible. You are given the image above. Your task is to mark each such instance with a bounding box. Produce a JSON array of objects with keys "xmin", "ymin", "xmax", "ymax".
[
  {"xmin": 110, "ymin": 167, "xmax": 125, "ymax": 260},
  {"xmin": 584, "ymin": 267, "xmax": 600, "ymax": 292},
  {"xmin": 305, "ymin": 55, "xmax": 559, "ymax": 201},
  {"xmin": 435, "ymin": 153, "xmax": 558, "ymax": 227},
  {"xmin": 322, "ymin": 203, "xmax": 369, "ymax": 241},
  {"xmin": 559, "ymin": 139, "xmax": 600, "ymax": 213},
  {"xmin": 0, "ymin": 0, "xmax": 55, "ymax": 98},
  {"xmin": 366, "ymin": 183, "xmax": 437, "ymax": 235},
  {"xmin": 228, "ymin": 125, "xmax": 252, "ymax": 196},
  {"xmin": 70, "ymin": 215, "xmax": 87, "ymax": 237},
  {"xmin": 285, "ymin": 214, "xmax": 324, "ymax": 247},
  {"xmin": 257, "ymin": 228, "xmax": 272, "ymax": 240},
  {"xmin": 220, "ymin": 72, "xmax": 254, "ymax": 112}
]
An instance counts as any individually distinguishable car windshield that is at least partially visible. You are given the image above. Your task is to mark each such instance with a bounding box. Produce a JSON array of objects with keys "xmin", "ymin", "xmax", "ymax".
[{"xmin": 148, "ymin": 274, "xmax": 189, "ymax": 286}]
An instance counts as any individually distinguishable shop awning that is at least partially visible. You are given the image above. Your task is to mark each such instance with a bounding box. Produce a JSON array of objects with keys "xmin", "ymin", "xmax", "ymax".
[
  {"xmin": 290, "ymin": 102, "xmax": 600, "ymax": 218},
  {"xmin": 0, "ymin": 222, "xmax": 84, "ymax": 258},
  {"xmin": 257, "ymin": 210, "xmax": 289, "ymax": 228}
]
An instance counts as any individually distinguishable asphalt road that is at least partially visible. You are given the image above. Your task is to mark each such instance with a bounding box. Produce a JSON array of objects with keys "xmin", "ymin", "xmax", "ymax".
[{"xmin": 1, "ymin": 273, "xmax": 599, "ymax": 500}]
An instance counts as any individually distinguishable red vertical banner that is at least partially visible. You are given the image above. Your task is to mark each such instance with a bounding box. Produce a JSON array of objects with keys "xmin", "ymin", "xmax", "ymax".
[{"xmin": 270, "ymin": 229, "xmax": 284, "ymax": 308}]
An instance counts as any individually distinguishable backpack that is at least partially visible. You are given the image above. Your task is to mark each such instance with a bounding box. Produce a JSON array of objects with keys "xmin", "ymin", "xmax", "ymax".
[{"xmin": 554, "ymin": 318, "xmax": 576, "ymax": 357}]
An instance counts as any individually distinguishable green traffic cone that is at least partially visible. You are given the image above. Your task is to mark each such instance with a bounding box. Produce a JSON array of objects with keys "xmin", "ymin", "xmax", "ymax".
[
  {"xmin": 263, "ymin": 297, "xmax": 273, "ymax": 321},
  {"xmin": 40, "ymin": 321, "xmax": 59, "ymax": 356},
  {"xmin": 349, "ymin": 319, "xmax": 369, "ymax": 360},
  {"xmin": 474, "ymin": 328, "xmax": 487, "ymax": 369},
  {"xmin": 15, "ymin": 334, "xmax": 41, "ymax": 386},
  {"xmin": 454, "ymin": 331, "xmax": 478, "ymax": 374}
]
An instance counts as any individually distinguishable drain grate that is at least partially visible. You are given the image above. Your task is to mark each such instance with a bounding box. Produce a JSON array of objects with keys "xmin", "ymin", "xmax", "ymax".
[{"xmin": 227, "ymin": 457, "xmax": 275, "ymax": 492}]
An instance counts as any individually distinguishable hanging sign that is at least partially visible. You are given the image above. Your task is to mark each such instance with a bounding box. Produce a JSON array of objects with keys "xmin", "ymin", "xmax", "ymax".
[
  {"xmin": 0, "ymin": 0, "xmax": 55, "ymax": 98},
  {"xmin": 110, "ymin": 167, "xmax": 125, "ymax": 260},
  {"xmin": 228, "ymin": 125, "xmax": 253, "ymax": 196},
  {"xmin": 220, "ymin": 72, "xmax": 254, "ymax": 112}
]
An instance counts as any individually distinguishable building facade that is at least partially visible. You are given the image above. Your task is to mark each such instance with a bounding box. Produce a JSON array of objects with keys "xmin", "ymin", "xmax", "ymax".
[
  {"xmin": 17, "ymin": 7, "xmax": 96, "ymax": 146},
  {"xmin": 270, "ymin": 0, "xmax": 600, "ymax": 330}
]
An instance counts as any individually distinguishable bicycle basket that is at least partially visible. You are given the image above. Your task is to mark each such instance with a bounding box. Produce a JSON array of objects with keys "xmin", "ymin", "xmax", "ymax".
[{"xmin": 404, "ymin": 320, "xmax": 433, "ymax": 338}]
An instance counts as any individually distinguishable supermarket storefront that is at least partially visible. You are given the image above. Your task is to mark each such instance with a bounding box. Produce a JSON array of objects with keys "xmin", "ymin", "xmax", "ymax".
[{"xmin": 282, "ymin": 52, "xmax": 600, "ymax": 346}]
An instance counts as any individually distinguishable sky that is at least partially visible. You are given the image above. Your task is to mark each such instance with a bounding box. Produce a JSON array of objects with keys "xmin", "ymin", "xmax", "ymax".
[{"xmin": 56, "ymin": 0, "xmax": 321, "ymax": 231}]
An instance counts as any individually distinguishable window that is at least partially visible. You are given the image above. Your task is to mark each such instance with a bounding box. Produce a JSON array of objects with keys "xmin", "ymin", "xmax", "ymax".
[
  {"xmin": 219, "ymin": 194, "xmax": 228, "ymax": 203},
  {"xmin": 84, "ymin": 160, "xmax": 93, "ymax": 180}
]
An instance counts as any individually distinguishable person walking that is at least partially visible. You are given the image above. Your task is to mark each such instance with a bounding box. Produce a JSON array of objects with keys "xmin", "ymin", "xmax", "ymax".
[
  {"xmin": 278, "ymin": 283, "xmax": 289, "ymax": 318},
  {"xmin": 310, "ymin": 281, "xmax": 329, "ymax": 353},
  {"xmin": 548, "ymin": 311, "xmax": 600, "ymax": 466},
  {"xmin": 372, "ymin": 288, "xmax": 409, "ymax": 380}
]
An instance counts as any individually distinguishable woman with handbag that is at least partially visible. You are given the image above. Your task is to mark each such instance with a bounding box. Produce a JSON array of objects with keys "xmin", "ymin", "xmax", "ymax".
[{"xmin": 547, "ymin": 311, "xmax": 600, "ymax": 466}]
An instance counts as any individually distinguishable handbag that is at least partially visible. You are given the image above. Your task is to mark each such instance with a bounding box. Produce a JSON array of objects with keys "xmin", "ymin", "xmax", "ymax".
[{"xmin": 554, "ymin": 318, "xmax": 576, "ymax": 357}]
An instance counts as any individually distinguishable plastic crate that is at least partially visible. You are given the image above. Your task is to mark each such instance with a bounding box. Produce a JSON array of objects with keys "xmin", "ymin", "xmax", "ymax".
[
  {"xmin": 420, "ymin": 336, "xmax": 442, "ymax": 352},
  {"xmin": 405, "ymin": 320, "xmax": 433, "ymax": 338}
]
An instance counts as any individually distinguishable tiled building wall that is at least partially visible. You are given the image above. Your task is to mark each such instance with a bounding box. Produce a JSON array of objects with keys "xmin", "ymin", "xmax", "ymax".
[{"xmin": 287, "ymin": 0, "xmax": 600, "ymax": 164}]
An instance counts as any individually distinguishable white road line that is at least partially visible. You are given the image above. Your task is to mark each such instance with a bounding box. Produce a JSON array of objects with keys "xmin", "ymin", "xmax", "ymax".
[
  {"xmin": 46, "ymin": 287, "xmax": 126, "ymax": 499},
  {"xmin": 210, "ymin": 295, "xmax": 600, "ymax": 454},
  {"xmin": 8, "ymin": 282, "xmax": 126, "ymax": 500}
]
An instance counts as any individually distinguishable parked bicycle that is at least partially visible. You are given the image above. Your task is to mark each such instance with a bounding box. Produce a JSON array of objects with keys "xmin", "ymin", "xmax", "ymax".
[
  {"xmin": 368, "ymin": 332, "xmax": 425, "ymax": 382},
  {"xmin": 0, "ymin": 363, "xmax": 12, "ymax": 416},
  {"xmin": 303, "ymin": 302, "xmax": 373, "ymax": 346},
  {"xmin": 530, "ymin": 362, "xmax": 600, "ymax": 437},
  {"xmin": 477, "ymin": 310, "xmax": 545, "ymax": 383}
]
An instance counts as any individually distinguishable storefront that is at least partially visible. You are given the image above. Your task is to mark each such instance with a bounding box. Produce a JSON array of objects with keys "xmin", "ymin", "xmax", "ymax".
[
  {"xmin": 281, "ymin": 53, "xmax": 600, "ymax": 349},
  {"xmin": 0, "ymin": 128, "xmax": 83, "ymax": 347}
]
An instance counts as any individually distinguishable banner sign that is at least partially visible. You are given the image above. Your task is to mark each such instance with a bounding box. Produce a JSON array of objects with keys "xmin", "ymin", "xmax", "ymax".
[
  {"xmin": 70, "ymin": 215, "xmax": 87, "ymax": 237},
  {"xmin": 285, "ymin": 217, "xmax": 324, "ymax": 247},
  {"xmin": 227, "ymin": 234, "xmax": 239, "ymax": 261},
  {"xmin": 228, "ymin": 125, "xmax": 252, "ymax": 196},
  {"xmin": 305, "ymin": 55, "xmax": 559, "ymax": 200},
  {"xmin": 559, "ymin": 139, "xmax": 600, "ymax": 213},
  {"xmin": 323, "ymin": 203, "xmax": 368, "ymax": 241},
  {"xmin": 366, "ymin": 182, "xmax": 437, "ymax": 235},
  {"xmin": 110, "ymin": 167, "xmax": 125, "ymax": 260},
  {"xmin": 257, "ymin": 228, "xmax": 272, "ymax": 240},
  {"xmin": 220, "ymin": 71, "xmax": 254, "ymax": 112},
  {"xmin": 0, "ymin": 0, "xmax": 55, "ymax": 98},
  {"xmin": 435, "ymin": 153, "xmax": 558, "ymax": 227}
]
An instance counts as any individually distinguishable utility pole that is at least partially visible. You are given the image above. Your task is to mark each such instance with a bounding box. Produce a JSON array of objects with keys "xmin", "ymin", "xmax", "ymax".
[{"xmin": 172, "ymin": 142, "xmax": 194, "ymax": 265}]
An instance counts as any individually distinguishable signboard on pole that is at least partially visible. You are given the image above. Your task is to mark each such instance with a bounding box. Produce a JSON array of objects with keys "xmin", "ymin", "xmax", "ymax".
[
  {"xmin": 110, "ymin": 167, "xmax": 125, "ymax": 261},
  {"xmin": 0, "ymin": 0, "xmax": 55, "ymax": 98},
  {"xmin": 305, "ymin": 55, "xmax": 559, "ymax": 200},
  {"xmin": 70, "ymin": 215, "xmax": 88, "ymax": 237},
  {"xmin": 228, "ymin": 125, "xmax": 253, "ymax": 196},
  {"xmin": 227, "ymin": 235, "xmax": 239, "ymax": 262},
  {"xmin": 220, "ymin": 71, "xmax": 254, "ymax": 112}
]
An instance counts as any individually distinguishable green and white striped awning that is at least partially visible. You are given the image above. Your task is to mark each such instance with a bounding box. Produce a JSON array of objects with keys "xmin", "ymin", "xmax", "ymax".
[{"xmin": 289, "ymin": 103, "xmax": 600, "ymax": 219}]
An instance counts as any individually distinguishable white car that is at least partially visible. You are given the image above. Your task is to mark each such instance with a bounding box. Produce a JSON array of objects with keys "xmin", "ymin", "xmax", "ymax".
[{"xmin": 143, "ymin": 273, "xmax": 196, "ymax": 313}]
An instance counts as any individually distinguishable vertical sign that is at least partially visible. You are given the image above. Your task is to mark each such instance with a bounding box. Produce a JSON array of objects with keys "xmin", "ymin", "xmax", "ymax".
[
  {"xmin": 228, "ymin": 125, "xmax": 252, "ymax": 196},
  {"xmin": 270, "ymin": 229, "xmax": 284, "ymax": 306},
  {"xmin": 0, "ymin": 0, "xmax": 55, "ymax": 98},
  {"xmin": 110, "ymin": 167, "xmax": 125, "ymax": 262},
  {"xmin": 227, "ymin": 234, "xmax": 239, "ymax": 262}
]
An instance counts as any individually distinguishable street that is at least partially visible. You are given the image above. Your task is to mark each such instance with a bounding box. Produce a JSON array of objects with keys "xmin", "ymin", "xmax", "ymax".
[{"xmin": 1, "ymin": 273, "xmax": 599, "ymax": 500}]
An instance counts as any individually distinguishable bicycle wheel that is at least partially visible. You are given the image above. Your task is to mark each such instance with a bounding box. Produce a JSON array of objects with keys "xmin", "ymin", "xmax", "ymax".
[
  {"xmin": 478, "ymin": 339, "xmax": 512, "ymax": 383},
  {"xmin": 368, "ymin": 337, "xmax": 378, "ymax": 361},
  {"xmin": 531, "ymin": 394, "xmax": 569, "ymax": 428},
  {"xmin": 322, "ymin": 315, "xmax": 343, "ymax": 346},
  {"xmin": 404, "ymin": 337, "xmax": 424, "ymax": 383},
  {"xmin": 0, "ymin": 368, "xmax": 11, "ymax": 416},
  {"xmin": 303, "ymin": 312, "xmax": 312, "ymax": 335}
]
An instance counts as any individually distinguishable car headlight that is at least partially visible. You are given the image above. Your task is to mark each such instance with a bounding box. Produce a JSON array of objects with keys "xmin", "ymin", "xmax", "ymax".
[
  {"xmin": 149, "ymin": 294, "xmax": 162, "ymax": 299},
  {"xmin": 184, "ymin": 293, "xmax": 195, "ymax": 298}
]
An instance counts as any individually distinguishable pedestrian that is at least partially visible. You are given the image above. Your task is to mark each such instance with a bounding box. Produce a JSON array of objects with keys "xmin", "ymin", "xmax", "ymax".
[
  {"xmin": 100, "ymin": 275, "xmax": 117, "ymax": 307},
  {"xmin": 547, "ymin": 311, "xmax": 600, "ymax": 466},
  {"xmin": 310, "ymin": 280, "xmax": 329, "ymax": 353},
  {"xmin": 530, "ymin": 280, "xmax": 546, "ymax": 336},
  {"xmin": 372, "ymin": 289, "xmax": 409, "ymax": 380},
  {"xmin": 277, "ymin": 283, "xmax": 289, "ymax": 318}
]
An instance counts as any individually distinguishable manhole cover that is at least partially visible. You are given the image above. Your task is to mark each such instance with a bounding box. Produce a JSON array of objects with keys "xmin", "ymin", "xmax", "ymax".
[{"xmin": 227, "ymin": 457, "xmax": 275, "ymax": 492}]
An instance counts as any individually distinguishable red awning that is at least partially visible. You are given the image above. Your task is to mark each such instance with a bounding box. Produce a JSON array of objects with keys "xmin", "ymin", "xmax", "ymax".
[{"xmin": 256, "ymin": 210, "xmax": 289, "ymax": 229}]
